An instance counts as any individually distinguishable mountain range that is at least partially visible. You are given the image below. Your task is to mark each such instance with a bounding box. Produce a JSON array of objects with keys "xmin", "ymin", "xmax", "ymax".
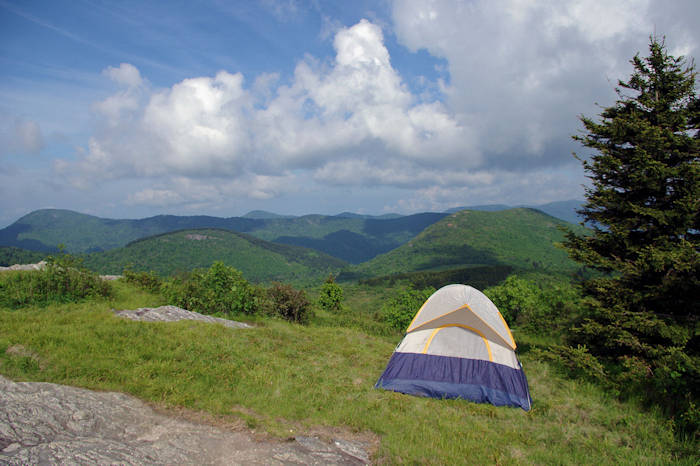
[
  {"xmin": 0, "ymin": 200, "xmax": 581, "ymax": 254},
  {"xmin": 0, "ymin": 201, "xmax": 584, "ymax": 284}
]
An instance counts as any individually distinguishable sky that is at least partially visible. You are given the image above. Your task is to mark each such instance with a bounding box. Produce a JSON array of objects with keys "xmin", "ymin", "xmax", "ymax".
[{"xmin": 1, "ymin": 0, "xmax": 698, "ymax": 226}]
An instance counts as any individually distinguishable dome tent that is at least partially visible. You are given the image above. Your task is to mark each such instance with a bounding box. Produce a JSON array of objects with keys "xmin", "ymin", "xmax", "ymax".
[{"xmin": 375, "ymin": 284, "xmax": 531, "ymax": 410}]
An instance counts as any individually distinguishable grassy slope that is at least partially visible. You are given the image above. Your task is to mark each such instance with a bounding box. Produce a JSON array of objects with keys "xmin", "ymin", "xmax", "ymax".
[
  {"xmin": 0, "ymin": 281, "xmax": 688, "ymax": 464},
  {"xmin": 350, "ymin": 208, "xmax": 583, "ymax": 279},
  {"xmin": 82, "ymin": 229, "xmax": 346, "ymax": 283}
]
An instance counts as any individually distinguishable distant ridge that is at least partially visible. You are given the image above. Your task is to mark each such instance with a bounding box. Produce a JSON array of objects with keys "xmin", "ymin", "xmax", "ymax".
[
  {"xmin": 333, "ymin": 212, "xmax": 402, "ymax": 219},
  {"xmin": 0, "ymin": 209, "xmax": 448, "ymax": 263},
  {"xmin": 241, "ymin": 210, "xmax": 296, "ymax": 219},
  {"xmin": 445, "ymin": 204, "xmax": 510, "ymax": 213},
  {"xmin": 445, "ymin": 200, "xmax": 583, "ymax": 225}
]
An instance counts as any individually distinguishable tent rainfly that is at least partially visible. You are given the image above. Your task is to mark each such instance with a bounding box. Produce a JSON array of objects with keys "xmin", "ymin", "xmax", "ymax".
[{"xmin": 375, "ymin": 284, "xmax": 531, "ymax": 410}]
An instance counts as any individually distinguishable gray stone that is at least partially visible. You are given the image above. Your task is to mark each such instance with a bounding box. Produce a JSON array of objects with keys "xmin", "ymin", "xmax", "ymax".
[
  {"xmin": 0, "ymin": 376, "xmax": 369, "ymax": 465},
  {"xmin": 113, "ymin": 305, "xmax": 253, "ymax": 329},
  {"xmin": 0, "ymin": 261, "xmax": 46, "ymax": 272}
]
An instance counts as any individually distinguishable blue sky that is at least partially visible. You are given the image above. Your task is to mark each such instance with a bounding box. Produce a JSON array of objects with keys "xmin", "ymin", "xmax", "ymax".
[{"xmin": 1, "ymin": 0, "xmax": 698, "ymax": 226}]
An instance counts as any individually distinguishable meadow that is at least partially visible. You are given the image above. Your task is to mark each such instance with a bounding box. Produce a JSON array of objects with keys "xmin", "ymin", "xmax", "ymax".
[{"xmin": 1, "ymin": 272, "xmax": 694, "ymax": 464}]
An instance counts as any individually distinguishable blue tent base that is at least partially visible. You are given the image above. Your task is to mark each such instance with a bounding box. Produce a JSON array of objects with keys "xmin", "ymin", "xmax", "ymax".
[{"xmin": 375, "ymin": 352, "xmax": 531, "ymax": 411}]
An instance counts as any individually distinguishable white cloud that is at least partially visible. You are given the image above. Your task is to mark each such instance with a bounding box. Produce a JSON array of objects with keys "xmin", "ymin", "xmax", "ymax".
[
  {"xmin": 385, "ymin": 163, "xmax": 586, "ymax": 213},
  {"xmin": 127, "ymin": 188, "xmax": 184, "ymax": 207},
  {"xmin": 140, "ymin": 71, "xmax": 252, "ymax": 175},
  {"xmin": 390, "ymin": 0, "xmax": 656, "ymax": 167},
  {"xmin": 260, "ymin": 0, "xmax": 300, "ymax": 22},
  {"xmin": 54, "ymin": 6, "xmax": 699, "ymax": 213},
  {"xmin": 0, "ymin": 117, "xmax": 45, "ymax": 156},
  {"xmin": 125, "ymin": 173, "xmax": 295, "ymax": 209},
  {"xmin": 103, "ymin": 63, "xmax": 143, "ymax": 88},
  {"xmin": 60, "ymin": 19, "xmax": 471, "ymax": 208}
]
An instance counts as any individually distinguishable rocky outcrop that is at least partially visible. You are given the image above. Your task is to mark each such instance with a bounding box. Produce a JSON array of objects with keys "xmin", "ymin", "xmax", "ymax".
[
  {"xmin": 113, "ymin": 305, "xmax": 253, "ymax": 329},
  {"xmin": 0, "ymin": 376, "xmax": 369, "ymax": 465},
  {"xmin": 0, "ymin": 261, "xmax": 46, "ymax": 272}
]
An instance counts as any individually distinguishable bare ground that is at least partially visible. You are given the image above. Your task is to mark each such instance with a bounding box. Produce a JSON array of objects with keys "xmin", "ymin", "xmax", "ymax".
[{"xmin": 0, "ymin": 375, "xmax": 372, "ymax": 465}]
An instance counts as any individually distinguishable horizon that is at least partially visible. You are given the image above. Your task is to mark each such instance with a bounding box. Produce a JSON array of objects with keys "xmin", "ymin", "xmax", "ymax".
[{"xmin": 1, "ymin": 1, "xmax": 698, "ymax": 226}]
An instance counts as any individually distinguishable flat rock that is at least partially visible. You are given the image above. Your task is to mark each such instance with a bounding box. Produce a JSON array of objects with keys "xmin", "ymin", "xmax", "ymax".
[
  {"xmin": 0, "ymin": 376, "xmax": 369, "ymax": 465},
  {"xmin": 113, "ymin": 305, "xmax": 253, "ymax": 329},
  {"xmin": 0, "ymin": 261, "xmax": 46, "ymax": 272}
]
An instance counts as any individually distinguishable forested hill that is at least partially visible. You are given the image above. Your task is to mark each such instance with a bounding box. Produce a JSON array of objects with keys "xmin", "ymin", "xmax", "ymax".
[
  {"xmin": 0, "ymin": 209, "xmax": 448, "ymax": 263},
  {"xmin": 346, "ymin": 208, "xmax": 584, "ymax": 280},
  {"xmin": 0, "ymin": 209, "xmax": 258, "ymax": 253},
  {"xmin": 446, "ymin": 199, "xmax": 584, "ymax": 225},
  {"xmin": 81, "ymin": 228, "xmax": 346, "ymax": 283}
]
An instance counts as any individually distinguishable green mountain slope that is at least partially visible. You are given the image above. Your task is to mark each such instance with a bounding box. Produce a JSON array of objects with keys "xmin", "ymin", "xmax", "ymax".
[
  {"xmin": 446, "ymin": 200, "xmax": 584, "ymax": 225},
  {"xmin": 82, "ymin": 228, "xmax": 347, "ymax": 283},
  {"xmin": 347, "ymin": 208, "xmax": 583, "ymax": 279},
  {"xmin": 268, "ymin": 213, "xmax": 447, "ymax": 262},
  {"xmin": 0, "ymin": 209, "xmax": 259, "ymax": 253},
  {"xmin": 0, "ymin": 209, "xmax": 447, "ymax": 263}
]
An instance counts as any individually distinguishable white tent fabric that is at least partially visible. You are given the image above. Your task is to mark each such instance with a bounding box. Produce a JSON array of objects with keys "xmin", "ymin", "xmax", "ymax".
[{"xmin": 375, "ymin": 284, "xmax": 531, "ymax": 410}]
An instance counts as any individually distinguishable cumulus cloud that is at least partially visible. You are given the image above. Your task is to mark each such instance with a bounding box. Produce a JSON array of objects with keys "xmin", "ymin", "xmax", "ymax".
[
  {"xmin": 125, "ymin": 174, "xmax": 294, "ymax": 209},
  {"xmin": 127, "ymin": 188, "xmax": 184, "ymax": 207},
  {"xmin": 61, "ymin": 19, "xmax": 471, "ymax": 206},
  {"xmin": 103, "ymin": 63, "xmax": 143, "ymax": 87},
  {"xmin": 56, "ymin": 7, "xmax": 699, "ymax": 212},
  {"xmin": 93, "ymin": 63, "xmax": 147, "ymax": 125},
  {"xmin": 391, "ymin": 0, "xmax": 656, "ymax": 168}
]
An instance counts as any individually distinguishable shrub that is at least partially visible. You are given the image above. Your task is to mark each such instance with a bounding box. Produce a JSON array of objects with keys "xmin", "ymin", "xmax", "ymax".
[
  {"xmin": 0, "ymin": 252, "xmax": 111, "ymax": 308},
  {"xmin": 267, "ymin": 282, "xmax": 312, "ymax": 324},
  {"xmin": 163, "ymin": 262, "xmax": 257, "ymax": 316},
  {"xmin": 122, "ymin": 268, "xmax": 162, "ymax": 293},
  {"xmin": 318, "ymin": 274, "xmax": 344, "ymax": 311},
  {"xmin": 532, "ymin": 344, "xmax": 610, "ymax": 386},
  {"xmin": 484, "ymin": 275, "xmax": 580, "ymax": 333},
  {"xmin": 382, "ymin": 286, "xmax": 435, "ymax": 332},
  {"xmin": 483, "ymin": 276, "xmax": 537, "ymax": 325}
]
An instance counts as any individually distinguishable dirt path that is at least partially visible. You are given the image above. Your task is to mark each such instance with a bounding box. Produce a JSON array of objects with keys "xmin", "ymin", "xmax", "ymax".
[{"xmin": 0, "ymin": 375, "xmax": 370, "ymax": 465}]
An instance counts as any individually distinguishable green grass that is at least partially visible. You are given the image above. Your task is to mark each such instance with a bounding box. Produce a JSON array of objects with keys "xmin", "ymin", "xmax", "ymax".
[{"xmin": 1, "ymin": 281, "xmax": 692, "ymax": 464}]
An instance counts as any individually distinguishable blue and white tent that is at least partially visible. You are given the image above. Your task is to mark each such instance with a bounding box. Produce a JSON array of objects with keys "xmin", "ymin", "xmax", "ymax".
[{"xmin": 375, "ymin": 284, "xmax": 531, "ymax": 410}]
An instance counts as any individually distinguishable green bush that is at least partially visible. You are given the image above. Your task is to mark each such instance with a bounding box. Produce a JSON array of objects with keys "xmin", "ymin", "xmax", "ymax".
[
  {"xmin": 267, "ymin": 282, "xmax": 312, "ymax": 324},
  {"xmin": 163, "ymin": 261, "xmax": 258, "ymax": 316},
  {"xmin": 122, "ymin": 268, "xmax": 162, "ymax": 293},
  {"xmin": 318, "ymin": 274, "xmax": 344, "ymax": 311},
  {"xmin": 0, "ymin": 252, "xmax": 111, "ymax": 308},
  {"xmin": 533, "ymin": 344, "xmax": 610, "ymax": 386},
  {"xmin": 381, "ymin": 286, "xmax": 435, "ymax": 332},
  {"xmin": 483, "ymin": 276, "xmax": 537, "ymax": 325},
  {"xmin": 484, "ymin": 275, "xmax": 580, "ymax": 333}
]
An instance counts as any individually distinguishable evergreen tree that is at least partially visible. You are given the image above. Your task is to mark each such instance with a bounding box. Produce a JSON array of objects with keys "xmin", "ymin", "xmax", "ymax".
[
  {"xmin": 318, "ymin": 273, "xmax": 344, "ymax": 311},
  {"xmin": 564, "ymin": 37, "xmax": 699, "ymax": 432}
]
